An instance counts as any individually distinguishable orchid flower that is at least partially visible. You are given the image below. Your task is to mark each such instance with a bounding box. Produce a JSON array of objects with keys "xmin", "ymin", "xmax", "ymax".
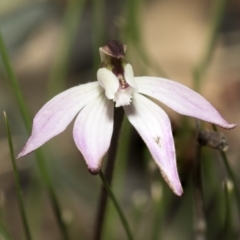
[{"xmin": 17, "ymin": 40, "xmax": 236, "ymax": 196}]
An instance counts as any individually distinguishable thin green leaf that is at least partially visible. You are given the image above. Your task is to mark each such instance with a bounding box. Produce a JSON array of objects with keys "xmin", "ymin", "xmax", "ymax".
[
  {"xmin": 99, "ymin": 171, "xmax": 134, "ymax": 240},
  {"xmin": 212, "ymin": 124, "xmax": 240, "ymax": 219},
  {"xmin": 3, "ymin": 112, "xmax": 32, "ymax": 240},
  {"xmin": 47, "ymin": 0, "xmax": 87, "ymax": 97},
  {"xmin": 0, "ymin": 31, "xmax": 70, "ymax": 240},
  {"xmin": 193, "ymin": 0, "xmax": 228, "ymax": 91},
  {"xmin": 0, "ymin": 221, "xmax": 12, "ymax": 240},
  {"xmin": 223, "ymin": 179, "xmax": 233, "ymax": 239},
  {"xmin": 92, "ymin": 0, "xmax": 105, "ymax": 72}
]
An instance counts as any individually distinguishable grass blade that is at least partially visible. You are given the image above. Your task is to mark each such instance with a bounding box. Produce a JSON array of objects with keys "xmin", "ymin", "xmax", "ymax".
[
  {"xmin": 0, "ymin": 31, "xmax": 70, "ymax": 240},
  {"xmin": 3, "ymin": 112, "xmax": 32, "ymax": 240}
]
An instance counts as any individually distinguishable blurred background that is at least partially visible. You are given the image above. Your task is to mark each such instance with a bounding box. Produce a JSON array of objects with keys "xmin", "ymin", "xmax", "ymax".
[{"xmin": 0, "ymin": 0, "xmax": 240, "ymax": 239}]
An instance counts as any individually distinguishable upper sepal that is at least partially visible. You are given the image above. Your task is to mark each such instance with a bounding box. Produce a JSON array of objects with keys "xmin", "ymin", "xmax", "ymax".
[{"xmin": 136, "ymin": 77, "xmax": 236, "ymax": 129}]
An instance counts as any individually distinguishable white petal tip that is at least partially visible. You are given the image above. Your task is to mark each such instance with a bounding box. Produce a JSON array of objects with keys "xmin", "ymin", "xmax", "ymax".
[
  {"xmin": 173, "ymin": 186, "xmax": 184, "ymax": 196},
  {"xmin": 87, "ymin": 159, "xmax": 103, "ymax": 175},
  {"xmin": 167, "ymin": 179, "xmax": 183, "ymax": 196},
  {"xmin": 16, "ymin": 153, "xmax": 23, "ymax": 159},
  {"xmin": 160, "ymin": 170, "xmax": 183, "ymax": 196},
  {"xmin": 222, "ymin": 123, "xmax": 237, "ymax": 129},
  {"xmin": 88, "ymin": 167, "xmax": 101, "ymax": 175},
  {"xmin": 16, "ymin": 139, "xmax": 36, "ymax": 159},
  {"xmin": 16, "ymin": 147, "xmax": 30, "ymax": 159},
  {"xmin": 212, "ymin": 122, "xmax": 237, "ymax": 130}
]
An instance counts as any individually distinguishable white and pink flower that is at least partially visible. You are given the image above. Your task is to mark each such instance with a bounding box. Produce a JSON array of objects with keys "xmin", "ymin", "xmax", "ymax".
[{"xmin": 18, "ymin": 40, "xmax": 236, "ymax": 196}]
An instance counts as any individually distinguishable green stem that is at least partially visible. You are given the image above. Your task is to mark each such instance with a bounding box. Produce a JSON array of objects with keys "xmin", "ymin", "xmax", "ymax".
[
  {"xmin": 199, "ymin": 0, "xmax": 227, "ymax": 74},
  {"xmin": 222, "ymin": 179, "xmax": 233, "ymax": 239},
  {"xmin": 35, "ymin": 150, "xmax": 70, "ymax": 240},
  {"xmin": 0, "ymin": 221, "xmax": 12, "ymax": 240},
  {"xmin": 192, "ymin": 0, "xmax": 229, "ymax": 235},
  {"xmin": 48, "ymin": 0, "xmax": 86, "ymax": 97},
  {"xmin": 193, "ymin": 120, "xmax": 206, "ymax": 240},
  {"xmin": 193, "ymin": 0, "xmax": 228, "ymax": 91},
  {"xmin": 3, "ymin": 112, "xmax": 32, "ymax": 240},
  {"xmin": 0, "ymin": 32, "xmax": 31, "ymax": 131},
  {"xmin": 99, "ymin": 171, "xmax": 134, "ymax": 240},
  {"xmin": 124, "ymin": 0, "xmax": 166, "ymax": 77},
  {"xmin": 101, "ymin": 117, "xmax": 133, "ymax": 240},
  {"xmin": 151, "ymin": 193, "xmax": 163, "ymax": 240},
  {"xmin": 92, "ymin": 0, "xmax": 105, "ymax": 72},
  {"xmin": 212, "ymin": 125, "xmax": 240, "ymax": 217},
  {"xmin": 0, "ymin": 32, "xmax": 70, "ymax": 240},
  {"xmin": 93, "ymin": 107, "xmax": 125, "ymax": 240}
]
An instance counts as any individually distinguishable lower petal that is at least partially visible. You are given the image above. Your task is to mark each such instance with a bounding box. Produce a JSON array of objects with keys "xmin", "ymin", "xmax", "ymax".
[
  {"xmin": 124, "ymin": 93, "xmax": 183, "ymax": 196},
  {"xmin": 73, "ymin": 94, "xmax": 114, "ymax": 173}
]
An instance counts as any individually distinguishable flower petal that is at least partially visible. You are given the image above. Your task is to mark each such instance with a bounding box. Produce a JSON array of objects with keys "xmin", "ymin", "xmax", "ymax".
[
  {"xmin": 18, "ymin": 82, "xmax": 102, "ymax": 158},
  {"xmin": 124, "ymin": 64, "xmax": 137, "ymax": 89},
  {"xmin": 73, "ymin": 94, "xmax": 114, "ymax": 173},
  {"xmin": 97, "ymin": 68, "xmax": 119, "ymax": 99},
  {"xmin": 124, "ymin": 93, "xmax": 183, "ymax": 196},
  {"xmin": 136, "ymin": 77, "xmax": 236, "ymax": 129}
]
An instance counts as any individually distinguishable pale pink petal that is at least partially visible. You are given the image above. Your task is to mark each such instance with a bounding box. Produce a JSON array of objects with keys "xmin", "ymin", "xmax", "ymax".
[
  {"xmin": 73, "ymin": 94, "xmax": 114, "ymax": 173},
  {"xmin": 136, "ymin": 77, "xmax": 236, "ymax": 129},
  {"xmin": 18, "ymin": 82, "xmax": 102, "ymax": 158},
  {"xmin": 124, "ymin": 93, "xmax": 183, "ymax": 196},
  {"xmin": 97, "ymin": 68, "xmax": 119, "ymax": 99}
]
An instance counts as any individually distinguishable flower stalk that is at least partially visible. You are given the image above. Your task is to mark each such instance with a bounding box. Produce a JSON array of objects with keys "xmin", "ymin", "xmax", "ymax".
[
  {"xmin": 192, "ymin": 0, "xmax": 230, "ymax": 239},
  {"xmin": 99, "ymin": 170, "xmax": 134, "ymax": 240},
  {"xmin": 48, "ymin": 0, "xmax": 86, "ymax": 97},
  {"xmin": 193, "ymin": 0, "xmax": 228, "ymax": 90},
  {"xmin": 0, "ymin": 221, "xmax": 12, "ymax": 240},
  {"xmin": 3, "ymin": 112, "xmax": 32, "ymax": 240},
  {"xmin": 193, "ymin": 120, "xmax": 206, "ymax": 240},
  {"xmin": 222, "ymin": 180, "xmax": 233, "ymax": 239},
  {"xmin": 212, "ymin": 125, "xmax": 240, "ymax": 217},
  {"xmin": 0, "ymin": 32, "xmax": 31, "ymax": 131},
  {"xmin": 93, "ymin": 107, "xmax": 126, "ymax": 240}
]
